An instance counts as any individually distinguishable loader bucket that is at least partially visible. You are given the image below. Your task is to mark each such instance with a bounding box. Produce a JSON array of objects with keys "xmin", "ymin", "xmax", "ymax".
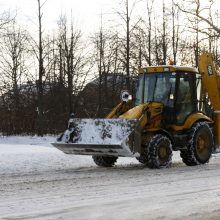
[{"xmin": 52, "ymin": 118, "xmax": 141, "ymax": 157}]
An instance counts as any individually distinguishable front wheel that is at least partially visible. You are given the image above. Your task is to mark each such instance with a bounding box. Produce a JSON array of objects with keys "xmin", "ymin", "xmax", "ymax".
[
  {"xmin": 92, "ymin": 155, "xmax": 118, "ymax": 167},
  {"xmin": 147, "ymin": 134, "xmax": 173, "ymax": 169},
  {"xmin": 136, "ymin": 147, "xmax": 148, "ymax": 164},
  {"xmin": 180, "ymin": 122, "xmax": 213, "ymax": 166}
]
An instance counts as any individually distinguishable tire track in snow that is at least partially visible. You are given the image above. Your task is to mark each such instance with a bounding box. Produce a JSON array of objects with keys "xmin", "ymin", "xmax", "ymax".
[{"xmin": 1, "ymin": 150, "xmax": 220, "ymax": 219}]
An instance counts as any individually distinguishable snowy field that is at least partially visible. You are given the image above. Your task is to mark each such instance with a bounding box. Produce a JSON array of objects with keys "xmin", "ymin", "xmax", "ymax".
[{"xmin": 1, "ymin": 136, "xmax": 220, "ymax": 219}]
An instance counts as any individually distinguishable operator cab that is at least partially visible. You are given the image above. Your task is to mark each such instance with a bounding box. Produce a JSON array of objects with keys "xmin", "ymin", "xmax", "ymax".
[{"xmin": 136, "ymin": 66, "xmax": 199, "ymax": 125}]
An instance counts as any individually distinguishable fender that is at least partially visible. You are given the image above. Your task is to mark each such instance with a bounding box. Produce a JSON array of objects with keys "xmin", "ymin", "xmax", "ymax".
[{"xmin": 169, "ymin": 112, "xmax": 213, "ymax": 131}]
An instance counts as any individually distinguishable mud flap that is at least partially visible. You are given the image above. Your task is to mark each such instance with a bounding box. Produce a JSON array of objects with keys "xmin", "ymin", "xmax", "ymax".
[{"xmin": 52, "ymin": 119, "xmax": 141, "ymax": 157}]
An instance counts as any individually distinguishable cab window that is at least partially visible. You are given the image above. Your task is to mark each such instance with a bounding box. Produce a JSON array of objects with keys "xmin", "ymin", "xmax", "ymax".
[{"xmin": 176, "ymin": 73, "xmax": 195, "ymax": 124}]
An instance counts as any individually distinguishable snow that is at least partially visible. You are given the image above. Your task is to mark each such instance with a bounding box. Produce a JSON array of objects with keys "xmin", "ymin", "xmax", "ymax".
[
  {"xmin": 62, "ymin": 119, "xmax": 137, "ymax": 145},
  {"xmin": 0, "ymin": 135, "xmax": 140, "ymax": 175},
  {"xmin": 1, "ymin": 135, "xmax": 220, "ymax": 219},
  {"xmin": 58, "ymin": 119, "xmax": 139, "ymax": 157},
  {"xmin": 0, "ymin": 135, "xmax": 92, "ymax": 174}
]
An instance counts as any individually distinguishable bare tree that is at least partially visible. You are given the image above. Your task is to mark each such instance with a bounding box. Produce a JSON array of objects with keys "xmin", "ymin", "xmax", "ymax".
[
  {"xmin": 115, "ymin": 0, "xmax": 141, "ymax": 90},
  {"xmin": 57, "ymin": 15, "xmax": 91, "ymax": 115},
  {"xmin": 176, "ymin": 0, "xmax": 220, "ymax": 36},
  {"xmin": 0, "ymin": 10, "xmax": 13, "ymax": 33},
  {"xmin": 0, "ymin": 21, "xmax": 31, "ymax": 133},
  {"xmin": 174, "ymin": 0, "xmax": 220, "ymax": 65},
  {"xmin": 0, "ymin": 22, "xmax": 29, "ymax": 94}
]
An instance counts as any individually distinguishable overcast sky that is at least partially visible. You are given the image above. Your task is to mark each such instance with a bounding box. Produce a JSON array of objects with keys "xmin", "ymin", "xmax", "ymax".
[
  {"xmin": 1, "ymin": 0, "xmax": 218, "ymax": 35},
  {"xmin": 0, "ymin": 0, "xmax": 124, "ymax": 33}
]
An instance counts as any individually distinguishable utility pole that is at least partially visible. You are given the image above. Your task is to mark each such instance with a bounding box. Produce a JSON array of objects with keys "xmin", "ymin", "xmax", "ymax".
[
  {"xmin": 97, "ymin": 13, "xmax": 103, "ymax": 116},
  {"xmin": 37, "ymin": 0, "xmax": 45, "ymax": 136},
  {"xmin": 162, "ymin": 0, "xmax": 167, "ymax": 65},
  {"xmin": 126, "ymin": 0, "xmax": 130, "ymax": 90}
]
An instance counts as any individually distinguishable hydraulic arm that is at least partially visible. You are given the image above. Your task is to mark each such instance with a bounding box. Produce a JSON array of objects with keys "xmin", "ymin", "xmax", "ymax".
[{"xmin": 198, "ymin": 53, "xmax": 220, "ymax": 147}]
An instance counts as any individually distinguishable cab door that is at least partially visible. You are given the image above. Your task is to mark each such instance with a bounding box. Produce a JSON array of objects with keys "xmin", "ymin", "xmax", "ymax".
[{"xmin": 175, "ymin": 72, "xmax": 197, "ymax": 124}]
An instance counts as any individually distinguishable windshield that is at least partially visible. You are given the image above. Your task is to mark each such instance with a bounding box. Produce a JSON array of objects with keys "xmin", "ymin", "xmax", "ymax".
[{"xmin": 135, "ymin": 72, "xmax": 176, "ymax": 106}]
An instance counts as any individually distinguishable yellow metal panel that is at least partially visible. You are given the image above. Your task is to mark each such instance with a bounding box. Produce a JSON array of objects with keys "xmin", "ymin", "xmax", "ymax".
[
  {"xmin": 106, "ymin": 102, "xmax": 123, "ymax": 119},
  {"xmin": 139, "ymin": 66, "xmax": 198, "ymax": 74},
  {"xmin": 214, "ymin": 113, "xmax": 220, "ymax": 147},
  {"xmin": 106, "ymin": 101, "xmax": 132, "ymax": 119},
  {"xmin": 198, "ymin": 53, "xmax": 220, "ymax": 111},
  {"xmin": 119, "ymin": 102, "xmax": 163, "ymax": 129},
  {"xmin": 169, "ymin": 113, "xmax": 213, "ymax": 131},
  {"xmin": 119, "ymin": 104, "xmax": 146, "ymax": 119}
]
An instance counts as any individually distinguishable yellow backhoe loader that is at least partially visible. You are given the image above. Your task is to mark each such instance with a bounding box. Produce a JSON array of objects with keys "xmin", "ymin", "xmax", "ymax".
[{"xmin": 52, "ymin": 52, "xmax": 220, "ymax": 169}]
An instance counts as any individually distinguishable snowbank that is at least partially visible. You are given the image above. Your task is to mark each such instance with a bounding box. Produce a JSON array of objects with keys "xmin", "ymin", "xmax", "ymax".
[
  {"xmin": 0, "ymin": 135, "xmax": 181, "ymax": 175},
  {"xmin": 0, "ymin": 135, "xmax": 140, "ymax": 175}
]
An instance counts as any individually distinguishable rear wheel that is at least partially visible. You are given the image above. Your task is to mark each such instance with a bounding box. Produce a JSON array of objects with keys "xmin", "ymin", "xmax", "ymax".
[
  {"xmin": 92, "ymin": 155, "xmax": 118, "ymax": 167},
  {"xmin": 180, "ymin": 122, "xmax": 213, "ymax": 166},
  {"xmin": 147, "ymin": 134, "xmax": 173, "ymax": 169}
]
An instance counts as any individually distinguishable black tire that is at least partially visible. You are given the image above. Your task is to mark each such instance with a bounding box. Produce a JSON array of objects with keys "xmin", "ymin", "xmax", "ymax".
[
  {"xmin": 147, "ymin": 134, "xmax": 173, "ymax": 169},
  {"xmin": 92, "ymin": 155, "xmax": 118, "ymax": 167},
  {"xmin": 136, "ymin": 155, "xmax": 148, "ymax": 165},
  {"xmin": 136, "ymin": 153, "xmax": 148, "ymax": 165},
  {"xmin": 180, "ymin": 122, "xmax": 213, "ymax": 166}
]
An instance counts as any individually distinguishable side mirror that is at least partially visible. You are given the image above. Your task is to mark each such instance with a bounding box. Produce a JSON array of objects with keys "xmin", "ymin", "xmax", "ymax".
[{"xmin": 121, "ymin": 90, "xmax": 132, "ymax": 102}]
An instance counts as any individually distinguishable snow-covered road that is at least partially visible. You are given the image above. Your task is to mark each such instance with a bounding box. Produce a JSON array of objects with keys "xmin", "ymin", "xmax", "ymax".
[{"xmin": 1, "ymin": 136, "xmax": 220, "ymax": 220}]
